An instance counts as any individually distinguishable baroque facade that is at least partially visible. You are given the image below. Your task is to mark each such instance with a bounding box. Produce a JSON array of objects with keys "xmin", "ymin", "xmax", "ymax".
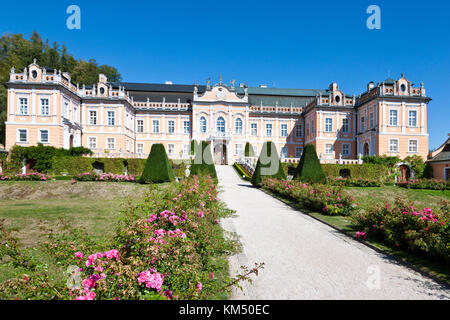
[{"xmin": 4, "ymin": 61, "xmax": 431, "ymax": 165}]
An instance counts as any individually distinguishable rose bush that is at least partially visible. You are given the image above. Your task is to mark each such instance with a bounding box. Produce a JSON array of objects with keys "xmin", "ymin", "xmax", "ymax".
[
  {"xmin": 74, "ymin": 172, "xmax": 136, "ymax": 182},
  {"xmin": 328, "ymin": 177, "xmax": 382, "ymax": 188},
  {"xmin": 352, "ymin": 198, "xmax": 450, "ymax": 263},
  {"xmin": 261, "ymin": 178, "xmax": 357, "ymax": 216},
  {"xmin": 397, "ymin": 179, "xmax": 450, "ymax": 190},
  {"xmin": 0, "ymin": 173, "xmax": 51, "ymax": 181}
]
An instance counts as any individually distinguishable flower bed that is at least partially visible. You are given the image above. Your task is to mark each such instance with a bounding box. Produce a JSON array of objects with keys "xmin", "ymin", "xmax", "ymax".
[
  {"xmin": 397, "ymin": 179, "xmax": 450, "ymax": 190},
  {"xmin": 261, "ymin": 178, "xmax": 357, "ymax": 216},
  {"xmin": 0, "ymin": 175, "xmax": 244, "ymax": 300},
  {"xmin": 328, "ymin": 177, "xmax": 382, "ymax": 187},
  {"xmin": 0, "ymin": 173, "xmax": 51, "ymax": 181},
  {"xmin": 352, "ymin": 198, "xmax": 450, "ymax": 263},
  {"xmin": 74, "ymin": 172, "xmax": 135, "ymax": 182}
]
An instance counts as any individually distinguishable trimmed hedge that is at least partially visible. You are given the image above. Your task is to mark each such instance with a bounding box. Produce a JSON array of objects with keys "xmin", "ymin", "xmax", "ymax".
[
  {"xmin": 321, "ymin": 163, "xmax": 391, "ymax": 182},
  {"xmin": 251, "ymin": 141, "xmax": 286, "ymax": 186},
  {"xmin": 139, "ymin": 144, "xmax": 174, "ymax": 184},
  {"xmin": 190, "ymin": 141, "xmax": 217, "ymax": 182},
  {"xmin": 294, "ymin": 144, "xmax": 326, "ymax": 184},
  {"xmin": 244, "ymin": 142, "xmax": 255, "ymax": 157}
]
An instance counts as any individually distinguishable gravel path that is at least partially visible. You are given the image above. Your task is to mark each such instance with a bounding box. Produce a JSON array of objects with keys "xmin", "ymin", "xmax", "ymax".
[{"xmin": 217, "ymin": 165, "xmax": 450, "ymax": 300}]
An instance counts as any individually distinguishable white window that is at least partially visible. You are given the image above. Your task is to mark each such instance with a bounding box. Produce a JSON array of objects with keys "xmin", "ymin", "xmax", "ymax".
[
  {"xmin": 199, "ymin": 117, "xmax": 207, "ymax": 133},
  {"xmin": 17, "ymin": 129, "xmax": 27, "ymax": 142},
  {"xmin": 89, "ymin": 111, "xmax": 97, "ymax": 125},
  {"xmin": 19, "ymin": 98, "xmax": 28, "ymax": 115},
  {"xmin": 369, "ymin": 113, "xmax": 374, "ymax": 128},
  {"xmin": 266, "ymin": 123, "xmax": 273, "ymax": 136},
  {"xmin": 183, "ymin": 144, "xmax": 190, "ymax": 155},
  {"xmin": 183, "ymin": 121, "xmax": 190, "ymax": 134},
  {"xmin": 137, "ymin": 120, "xmax": 144, "ymax": 133},
  {"xmin": 88, "ymin": 137, "xmax": 97, "ymax": 149},
  {"xmin": 295, "ymin": 147, "xmax": 303, "ymax": 158},
  {"xmin": 40, "ymin": 98, "xmax": 49, "ymax": 115},
  {"xmin": 342, "ymin": 118, "xmax": 349, "ymax": 133},
  {"xmin": 325, "ymin": 144, "xmax": 333, "ymax": 155},
  {"xmin": 152, "ymin": 120, "xmax": 160, "ymax": 133},
  {"xmin": 325, "ymin": 118, "xmax": 333, "ymax": 132},
  {"xmin": 137, "ymin": 143, "xmax": 144, "ymax": 154},
  {"xmin": 64, "ymin": 102, "xmax": 69, "ymax": 118},
  {"xmin": 295, "ymin": 124, "xmax": 303, "ymax": 137},
  {"xmin": 389, "ymin": 110, "xmax": 398, "ymax": 126},
  {"xmin": 168, "ymin": 144, "xmax": 175, "ymax": 155},
  {"xmin": 389, "ymin": 139, "xmax": 399, "ymax": 152},
  {"xmin": 281, "ymin": 146, "xmax": 288, "ymax": 158},
  {"xmin": 251, "ymin": 123, "xmax": 257, "ymax": 136},
  {"xmin": 409, "ymin": 140, "xmax": 418, "ymax": 153},
  {"xmin": 306, "ymin": 123, "xmax": 309, "ymax": 136},
  {"xmin": 39, "ymin": 129, "xmax": 49, "ymax": 143},
  {"xmin": 235, "ymin": 143, "xmax": 243, "ymax": 156},
  {"xmin": 107, "ymin": 111, "xmax": 115, "ymax": 126},
  {"xmin": 311, "ymin": 120, "xmax": 315, "ymax": 135},
  {"xmin": 107, "ymin": 138, "xmax": 115, "ymax": 150},
  {"xmin": 342, "ymin": 143, "xmax": 350, "ymax": 156},
  {"xmin": 168, "ymin": 120, "xmax": 175, "ymax": 134},
  {"xmin": 74, "ymin": 106, "xmax": 78, "ymax": 122},
  {"xmin": 361, "ymin": 116, "xmax": 365, "ymax": 131},
  {"xmin": 281, "ymin": 124, "xmax": 288, "ymax": 137},
  {"xmin": 235, "ymin": 118, "xmax": 243, "ymax": 134},
  {"xmin": 408, "ymin": 110, "xmax": 417, "ymax": 127},
  {"xmin": 216, "ymin": 117, "xmax": 225, "ymax": 133}
]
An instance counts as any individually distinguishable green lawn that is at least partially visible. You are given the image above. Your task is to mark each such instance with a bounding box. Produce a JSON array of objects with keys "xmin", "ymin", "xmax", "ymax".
[{"xmin": 0, "ymin": 181, "xmax": 151, "ymax": 284}]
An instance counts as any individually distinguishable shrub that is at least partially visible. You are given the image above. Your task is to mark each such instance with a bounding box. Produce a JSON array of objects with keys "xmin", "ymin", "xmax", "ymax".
[
  {"xmin": 139, "ymin": 144, "xmax": 174, "ymax": 184},
  {"xmin": 321, "ymin": 163, "xmax": 391, "ymax": 182},
  {"xmin": 397, "ymin": 179, "xmax": 450, "ymax": 190},
  {"xmin": 190, "ymin": 141, "xmax": 217, "ymax": 182},
  {"xmin": 327, "ymin": 177, "xmax": 382, "ymax": 187},
  {"xmin": 294, "ymin": 144, "xmax": 326, "ymax": 184},
  {"xmin": 261, "ymin": 178, "xmax": 357, "ymax": 216},
  {"xmin": 352, "ymin": 198, "xmax": 450, "ymax": 263},
  {"xmin": 423, "ymin": 163, "xmax": 434, "ymax": 179},
  {"xmin": 244, "ymin": 142, "xmax": 255, "ymax": 157},
  {"xmin": 74, "ymin": 172, "xmax": 135, "ymax": 182},
  {"xmin": 363, "ymin": 155, "xmax": 401, "ymax": 167},
  {"xmin": 403, "ymin": 155, "xmax": 426, "ymax": 178},
  {"xmin": 251, "ymin": 141, "xmax": 286, "ymax": 186},
  {"xmin": 0, "ymin": 172, "xmax": 51, "ymax": 181}
]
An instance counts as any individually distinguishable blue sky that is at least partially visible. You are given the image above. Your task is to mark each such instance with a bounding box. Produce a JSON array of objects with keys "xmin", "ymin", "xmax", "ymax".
[{"xmin": 1, "ymin": 0, "xmax": 449, "ymax": 150}]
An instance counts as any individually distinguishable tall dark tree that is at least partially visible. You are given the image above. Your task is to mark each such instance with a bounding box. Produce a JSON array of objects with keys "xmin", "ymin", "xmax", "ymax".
[
  {"xmin": 294, "ymin": 144, "xmax": 326, "ymax": 183},
  {"xmin": 251, "ymin": 141, "xmax": 286, "ymax": 186}
]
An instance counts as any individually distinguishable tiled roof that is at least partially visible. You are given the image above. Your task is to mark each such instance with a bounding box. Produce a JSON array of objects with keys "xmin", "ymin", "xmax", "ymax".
[{"xmin": 428, "ymin": 139, "xmax": 450, "ymax": 162}]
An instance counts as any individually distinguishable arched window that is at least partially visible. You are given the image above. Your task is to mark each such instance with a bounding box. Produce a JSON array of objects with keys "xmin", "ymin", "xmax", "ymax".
[
  {"xmin": 216, "ymin": 116, "xmax": 225, "ymax": 133},
  {"xmin": 199, "ymin": 116, "xmax": 207, "ymax": 133},
  {"xmin": 235, "ymin": 118, "xmax": 243, "ymax": 134}
]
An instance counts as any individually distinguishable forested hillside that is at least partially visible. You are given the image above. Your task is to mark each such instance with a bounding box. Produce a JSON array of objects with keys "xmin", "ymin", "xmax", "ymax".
[{"xmin": 0, "ymin": 31, "xmax": 122, "ymax": 145}]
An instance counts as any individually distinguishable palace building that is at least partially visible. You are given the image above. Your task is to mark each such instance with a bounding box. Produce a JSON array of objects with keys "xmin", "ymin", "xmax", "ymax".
[{"xmin": 4, "ymin": 60, "xmax": 431, "ymax": 165}]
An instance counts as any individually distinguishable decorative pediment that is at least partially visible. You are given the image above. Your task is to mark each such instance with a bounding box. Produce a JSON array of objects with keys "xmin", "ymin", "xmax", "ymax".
[{"xmin": 194, "ymin": 80, "xmax": 248, "ymax": 103}]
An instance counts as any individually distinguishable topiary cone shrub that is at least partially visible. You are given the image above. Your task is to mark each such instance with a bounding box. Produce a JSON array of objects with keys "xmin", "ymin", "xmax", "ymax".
[
  {"xmin": 251, "ymin": 141, "xmax": 286, "ymax": 187},
  {"xmin": 190, "ymin": 140, "xmax": 198, "ymax": 156},
  {"xmin": 139, "ymin": 143, "xmax": 174, "ymax": 184},
  {"xmin": 190, "ymin": 141, "xmax": 217, "ymax": 182},
  {"xmin": 294, "ymin": 144, "xmax": 327, "ymax": 184},
  {"xmin": 244, "ymin": 142, "xmax": 255, "ymax": 157}
]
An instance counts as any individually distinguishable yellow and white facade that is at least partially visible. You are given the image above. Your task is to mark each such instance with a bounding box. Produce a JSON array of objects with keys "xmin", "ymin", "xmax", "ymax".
[{"xmin": 5, "ymin": 61, "xmax": 431, "ymax": 164}]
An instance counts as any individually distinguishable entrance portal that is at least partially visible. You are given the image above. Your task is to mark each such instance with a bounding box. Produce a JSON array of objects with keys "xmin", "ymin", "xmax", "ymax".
[
  {"xmin": 69, "ymin": 135, "xmax": 74, "ymax": 148},
  {"xmin": 363, "ymin": 143, "xmax": 369, "ymax": 157},
  {"xmin": 214, "ymin": 143, "xmax": 227, "ymax": 165},
  {"xmin": 398, "ymin": 164, "xmax": 411, "ymax": 183}
]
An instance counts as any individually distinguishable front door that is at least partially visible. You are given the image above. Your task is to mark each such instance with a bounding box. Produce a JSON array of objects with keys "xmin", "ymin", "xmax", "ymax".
[
  {"xmin": 69, "ymin": 135, "xmax": 74, "ymax": 148},
  {"xmin": 398, "ymin": 165, "xmax": 411, "ymax": 182},
  {"xmin": 214, "ymin": 143, "xmax": 227, "ymax": 165}
]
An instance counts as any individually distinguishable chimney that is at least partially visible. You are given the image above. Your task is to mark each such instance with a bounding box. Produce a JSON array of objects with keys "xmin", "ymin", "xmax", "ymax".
[{"xmin": 367, "ymin": 81, "xmax": 375, "ymax": 91}]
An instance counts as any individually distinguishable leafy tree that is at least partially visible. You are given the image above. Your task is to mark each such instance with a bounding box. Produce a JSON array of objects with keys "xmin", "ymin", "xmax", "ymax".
[
  {"xmin": 403, "ymin": 154, "xmax": 426, "ymax": 178},
  {"xmin": 251, "ymin": 141, "xmax": 286, "ymax": 186},
  {"xmin": 294, "ymin": 144, "xmax": 326, "ymax": 184},
  {"xmin": 139, "ymin": 144, "xmax": 174, "ymax": 184},
  {"xmin": 363, "ymin": 155, "xmax": 400, "ymax": 167}
]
